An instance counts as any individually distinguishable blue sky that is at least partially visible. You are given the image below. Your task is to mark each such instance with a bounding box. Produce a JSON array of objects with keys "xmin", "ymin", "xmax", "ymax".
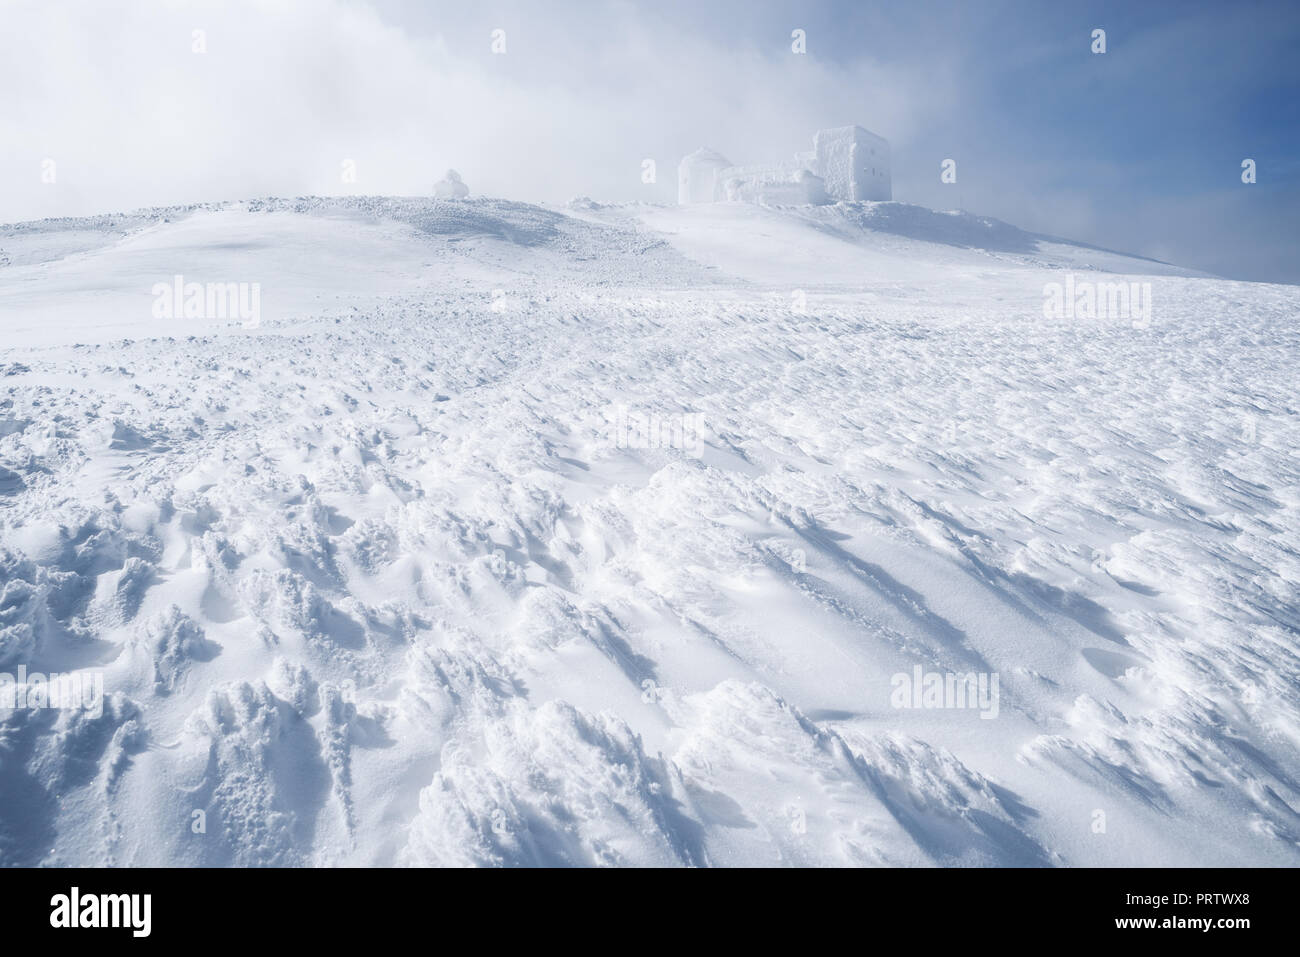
[{"xmin": 3, "ymin": 0, "xmax": 1297, "ymax": 281}]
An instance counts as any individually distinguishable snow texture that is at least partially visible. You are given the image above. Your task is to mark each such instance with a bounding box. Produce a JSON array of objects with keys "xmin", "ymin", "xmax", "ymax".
[{"xmin": 0, "ymin": 194, "xmax": 1297, "ymax": 867}]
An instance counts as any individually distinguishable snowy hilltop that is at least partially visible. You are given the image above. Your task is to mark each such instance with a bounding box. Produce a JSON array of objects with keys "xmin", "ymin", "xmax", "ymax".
[{"xmin": 0, "ymin": 194, "xmax": 1297, "ymax": 867}]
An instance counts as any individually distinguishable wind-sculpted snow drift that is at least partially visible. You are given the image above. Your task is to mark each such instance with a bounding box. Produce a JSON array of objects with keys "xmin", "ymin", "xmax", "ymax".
[{"xmin": 0, "ymin": 196, "xmax": 1297, "ymax": 866}]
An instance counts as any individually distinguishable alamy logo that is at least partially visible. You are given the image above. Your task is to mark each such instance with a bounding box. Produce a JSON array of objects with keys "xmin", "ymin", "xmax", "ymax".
[
  {"xmin": 151, "ymin": 275, "xmax": 261, "ymax": 327},
  {"xmin": 0, "ymin": 667, "xmax": 104, "ymax": 719},
  {"xmin": 50, "ymin": 887, "xmax": 151, "ymax": 937},
  {"xmin": 613, "ymin": 406, "xmax": 704, "ymax": 457},
  {"xmin": 890, "ymin": 665, "xmax": 1000, "ymax": 719},
  {"xmin": 1043, "ymin": 274, "xmax": 1151, "ymax": 327}
]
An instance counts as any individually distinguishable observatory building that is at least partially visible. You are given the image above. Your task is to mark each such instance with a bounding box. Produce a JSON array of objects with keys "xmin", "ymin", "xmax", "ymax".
[{"xmin": 678, "ymin": 125, "xmax": 891, "ymax": 206}]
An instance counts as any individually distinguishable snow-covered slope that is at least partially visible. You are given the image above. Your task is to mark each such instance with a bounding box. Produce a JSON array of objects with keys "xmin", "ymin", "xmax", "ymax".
[{"xmin": 1, "ymin": 196, "xmax": 1297, "ymax": 866}]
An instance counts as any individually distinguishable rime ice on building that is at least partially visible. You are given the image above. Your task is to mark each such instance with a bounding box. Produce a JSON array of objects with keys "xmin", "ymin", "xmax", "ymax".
[
  {"xmin": 434, "ymin": 169, "xmax": 469, "ymax": 200},
  {"xmin": 813, "ymin": 126, "xmax": 891, "ymax": 202},
  {"xmin": 677, "ymin": 149, "xmax": 733, "ymax": 205},
  {"xmin": 677, "ymin": 125, "xmax": 890, "ymax": 206},
  {"xmin": 720, "ymin": 165, "xmax": 828, "ymax": 205}
]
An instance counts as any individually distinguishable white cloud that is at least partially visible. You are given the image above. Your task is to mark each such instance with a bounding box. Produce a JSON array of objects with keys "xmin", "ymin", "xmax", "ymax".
[{"xmin": 0, "ymin": 0, "xmax": 951, "ymax": 218}]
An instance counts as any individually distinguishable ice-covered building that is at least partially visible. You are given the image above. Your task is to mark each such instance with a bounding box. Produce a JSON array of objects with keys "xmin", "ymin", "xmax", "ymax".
[
  {"xmin": 677, "ymin": 125, "xmax": 890, "ymax": 206},
  {"xmin": 434, "ymin": 169, "xmax": 469, "ymax": 200},
  {"xmin": 677, "ymin": 149, "xmax": 733, "ymax": 205},
  {"xmin": 719, "ymin": 164, "xmax": 828, "ymax": 206},
  {"xmin": 813, "ymin": 126, "xmax": 890, "ymax": 202}
]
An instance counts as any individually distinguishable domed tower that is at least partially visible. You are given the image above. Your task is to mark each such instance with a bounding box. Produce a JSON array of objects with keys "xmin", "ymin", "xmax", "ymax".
[{"xmin": 677, "ymin": 148, "xmax": 732, "ymax": 205}]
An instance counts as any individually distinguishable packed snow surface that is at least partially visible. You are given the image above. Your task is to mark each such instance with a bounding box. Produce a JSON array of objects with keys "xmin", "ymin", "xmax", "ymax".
[{"xmin": 1, "ymin": 196, "xmax": 1297, "ymax": 866}]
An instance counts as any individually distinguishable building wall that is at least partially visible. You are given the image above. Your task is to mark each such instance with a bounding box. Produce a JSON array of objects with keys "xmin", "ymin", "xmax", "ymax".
[
  {"xmin": 814, "ymin": 126, "xmax": 892, "ymax": 202},
  {"xmin": 719, "ymin": 165, "xmax": 827, "ymax": 205},
  {"xmin": 678, "ymin": 150, "xmax": 732, "ymax": 205},
  {"xmin": 677, "ymin": 128, "xmax": 890, "ymax": 206}
]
